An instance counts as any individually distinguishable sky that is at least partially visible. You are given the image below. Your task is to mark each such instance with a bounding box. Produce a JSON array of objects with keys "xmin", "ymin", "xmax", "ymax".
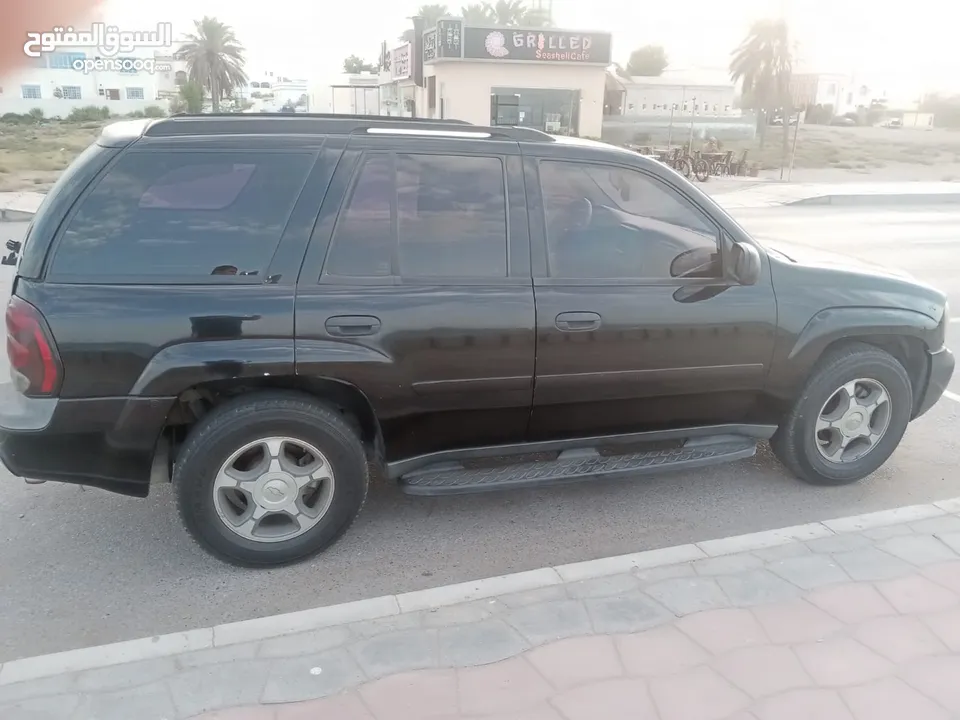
[{"xmin": 72, "ymin": 0, "xmax": 960, "ymax": 101}]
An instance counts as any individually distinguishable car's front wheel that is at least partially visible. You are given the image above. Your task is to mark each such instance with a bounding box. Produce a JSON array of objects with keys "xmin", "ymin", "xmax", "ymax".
[
  {"xmin": 771, "ymin": 343, "xmax": 913, "ymax": 486},
  {"xmin": 173, "ymin": 391, "xmax": 369, "ymax": 567}
]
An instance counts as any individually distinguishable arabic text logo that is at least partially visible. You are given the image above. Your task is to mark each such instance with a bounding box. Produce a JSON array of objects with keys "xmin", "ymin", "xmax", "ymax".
[{"xmin": 24, "ymin": 22, "xmax": 174, "ymax": 59}]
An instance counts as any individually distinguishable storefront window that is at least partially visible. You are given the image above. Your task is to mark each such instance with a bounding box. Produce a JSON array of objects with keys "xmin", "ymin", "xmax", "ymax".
[{"xmin": 490, "ymin": 87, "xmax": 581, "ymax": 136}]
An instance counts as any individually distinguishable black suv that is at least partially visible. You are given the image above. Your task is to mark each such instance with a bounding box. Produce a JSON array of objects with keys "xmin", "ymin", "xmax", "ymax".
[{"xmin": 0, "ymin": 114, "xmax": 953, "ymax": 567}]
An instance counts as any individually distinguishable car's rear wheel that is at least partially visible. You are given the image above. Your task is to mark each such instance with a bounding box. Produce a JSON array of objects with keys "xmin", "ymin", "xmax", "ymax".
[
  {"xmin": 771, "ymin": 343, "xmax": 913, "ymax": 486},
  {"xmin": 174, "ymin": 391, "xmax": 368, "ymax": 567}
]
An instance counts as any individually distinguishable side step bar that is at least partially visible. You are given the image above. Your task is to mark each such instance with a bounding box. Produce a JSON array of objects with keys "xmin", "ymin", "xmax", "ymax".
[{"xmin": 398, "ymin": 435, "xmax": 759, "ymax": 497}]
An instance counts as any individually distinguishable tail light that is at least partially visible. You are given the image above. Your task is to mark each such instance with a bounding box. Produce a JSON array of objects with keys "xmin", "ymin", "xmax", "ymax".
[{"xmin": 5, "ymin": 296, "xmax": 62, "ymax": 397}]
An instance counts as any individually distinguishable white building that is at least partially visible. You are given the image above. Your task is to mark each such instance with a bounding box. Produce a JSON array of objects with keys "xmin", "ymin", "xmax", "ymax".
[
  {"xmin": 415, "ymin": 24, "xmax": 613, "ymax": 137},
  {"xmin": 790, "ymin": 72, "xmax": 881, "ymax": 116},
  {"xmin": 309, "ymin": 73, "xmax": 382, "ymax": 115},
  {"xmin": 153, "ymin": 53, "xmax": 188, "ymax": 104},
  {"xmin": 613, "ymin": 69, "xmax": 738, "ymax": 118},
  {"xmin": 0, "ymin": 49, "xmax": 170, "ymax": 117},
  {"xmin": 232, "ymin": 71, "xmax": 310, "ymax": 112},
  {"xmin": 378, "ymin": 43, "xmax": 416, "ymax": 117}
]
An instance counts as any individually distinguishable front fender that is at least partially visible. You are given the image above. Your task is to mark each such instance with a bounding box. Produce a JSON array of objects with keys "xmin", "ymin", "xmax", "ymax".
[{"xmin": 767, "ymin": 306, "xmax": 940, "ymax": 401}]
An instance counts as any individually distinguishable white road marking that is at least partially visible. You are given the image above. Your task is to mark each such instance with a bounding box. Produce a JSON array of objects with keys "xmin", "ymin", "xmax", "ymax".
[
  {"xmin": 944, "ymin": 390, "xmax": 960, "ymax": 403},
  {"xmin": 949, "ymin": 318, "xmax": 960, "ymax": 323}
]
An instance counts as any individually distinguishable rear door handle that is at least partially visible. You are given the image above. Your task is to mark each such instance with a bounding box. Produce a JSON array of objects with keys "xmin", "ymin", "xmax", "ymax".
[
  {"xmin": 555, "ymin": 311, "xmax": 601, "ymax": 332},
  {"xmin": 324, "ymin": 315, "xmax": 382, "ymax": 337}
]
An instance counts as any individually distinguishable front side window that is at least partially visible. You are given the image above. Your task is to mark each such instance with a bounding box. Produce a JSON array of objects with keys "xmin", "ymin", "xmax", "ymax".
[
  {"xmin": 51, "ymin": 150, "xmax": 314, "ymax": 280},
  {"xmin": 324, "ymin": 152, "xmax": 508, "ymax": 279},
  {"xmin": 539, "ymin": 160, "xmax": 721, "ymax": 280}
]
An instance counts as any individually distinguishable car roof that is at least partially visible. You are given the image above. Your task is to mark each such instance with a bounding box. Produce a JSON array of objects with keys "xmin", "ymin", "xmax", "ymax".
[
  {"xmin": 98, "ymin": 114, "xmax": 556, "ymax": 146},
  {"xmin": 96, "ymin": 114, "xmax": 654, "ymax": 169}
]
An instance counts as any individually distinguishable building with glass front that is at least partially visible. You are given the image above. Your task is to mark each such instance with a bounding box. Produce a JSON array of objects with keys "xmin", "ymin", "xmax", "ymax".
[{"xmin": 391, "ymin": 19, "xmax": 612, "ymax": 138}]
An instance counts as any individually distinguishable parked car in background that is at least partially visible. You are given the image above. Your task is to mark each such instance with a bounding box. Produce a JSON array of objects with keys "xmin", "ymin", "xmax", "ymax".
[{"xmin": 830, "ymin": 115, "xmax": 858, "ymax": 127}]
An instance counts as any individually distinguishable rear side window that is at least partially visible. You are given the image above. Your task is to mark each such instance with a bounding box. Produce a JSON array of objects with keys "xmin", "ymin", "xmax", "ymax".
[
  {"xmin": 49, "ymin": 150, "xmax": 314, "ymax": 281},
  {"xmin": 324, "ymin": 152, "xmax": 508, "ymax": 279}
]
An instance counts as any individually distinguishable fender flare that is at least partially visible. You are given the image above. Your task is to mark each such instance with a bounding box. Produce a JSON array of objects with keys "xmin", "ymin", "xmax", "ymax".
[
  {"xmin": 787, "ymin": 306, "xmax": 937, "ymax": 369},
  {"xmin": 130, "ymin": 339, "xmax": 296, "ymax": 397}
]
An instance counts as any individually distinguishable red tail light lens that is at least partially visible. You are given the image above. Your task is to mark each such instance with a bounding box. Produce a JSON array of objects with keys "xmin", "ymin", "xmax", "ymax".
[{"xmin": 5, "ymin": 296, "xmax": 61, "ymax": 397}]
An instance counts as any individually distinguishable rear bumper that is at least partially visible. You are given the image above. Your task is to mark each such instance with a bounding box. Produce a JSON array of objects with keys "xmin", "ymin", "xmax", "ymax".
[
  {"xmin": 914, "ymin": 346, "xmax": 955, "ymax": 419},
  {"xmin": 0, "ymin": 383, "xmax": 174, "ymax": 497}
]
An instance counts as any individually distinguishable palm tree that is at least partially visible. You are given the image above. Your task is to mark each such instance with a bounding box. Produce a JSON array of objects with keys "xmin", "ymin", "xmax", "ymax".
[
  {"xmin": 463, "ymin": 0, "xmax": 551, "ymax": 26},
  {"xmin": 401, "ymin": 4, "xmax": 449, "ymax": 43},
  {"xmin": 176, "ymin": 16, "xmax": 248, "ymax": 113},
  {"xmin": 462, "ymin": 2, "xmax": 495, "ymax": 23},
  {"xmin": 729, "ymin": 18, "xmax": 792, "ymax": 149}
]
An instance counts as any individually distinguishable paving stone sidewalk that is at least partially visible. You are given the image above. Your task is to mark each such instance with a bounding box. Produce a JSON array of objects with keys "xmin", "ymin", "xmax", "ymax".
[{"xmin": 6, "ymin": 503, "xmax": 960, "ymax": 719}]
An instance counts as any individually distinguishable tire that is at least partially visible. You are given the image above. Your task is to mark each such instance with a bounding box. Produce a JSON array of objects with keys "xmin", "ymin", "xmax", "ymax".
[
  {"xmin": 771, "ymin": 343, "xmax": 913, "ymax": 486},
  {"xmin": 174, "ymin": 391, "xmax": 369, "ymax": 567},
  {"xmin": 694, "ymin": 159, "xmax": 710, "ymax": 182}
]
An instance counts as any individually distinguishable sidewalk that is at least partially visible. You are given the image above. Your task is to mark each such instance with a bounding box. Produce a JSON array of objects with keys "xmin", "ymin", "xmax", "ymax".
[
  {"xmin": 4, "ymin": 500, "xmax": 960, "ymax": 719},
  {"xmin": 710, "ymin": 181, "xmax": 960, "ymax": 210},
  {"xmin": 0, "ymin": 191, "xmax": 43, "ymax": 222}
]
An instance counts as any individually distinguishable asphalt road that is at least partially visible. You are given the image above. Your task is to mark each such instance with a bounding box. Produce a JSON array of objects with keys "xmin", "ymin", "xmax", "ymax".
[{"xmin": 2, "ymin": 207, "xmax": 960, "ymax": 662}]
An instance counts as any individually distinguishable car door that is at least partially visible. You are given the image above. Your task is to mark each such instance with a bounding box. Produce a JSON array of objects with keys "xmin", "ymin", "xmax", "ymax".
[
  {"xmin": 295, "ymin": 134, "xmax": 536, "ymax": 461},
  {"xmin": 524, "ymin": 154, "xmax": 778, "ymax": 440}
]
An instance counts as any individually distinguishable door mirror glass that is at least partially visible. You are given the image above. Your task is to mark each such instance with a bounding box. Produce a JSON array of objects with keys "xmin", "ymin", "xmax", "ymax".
[
  {"xmin": 730, "ymin": 241, "xmax": 761, "ymax": 285},
  {"xmin": 670, "ymin": 246, "xmax": 719, "ymax": 279}
]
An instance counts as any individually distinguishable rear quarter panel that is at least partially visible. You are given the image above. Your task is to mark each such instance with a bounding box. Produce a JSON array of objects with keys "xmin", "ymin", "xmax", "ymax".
[{"xmin": 23, "ymin": 136, "xmax": 344, "ymax": 400}]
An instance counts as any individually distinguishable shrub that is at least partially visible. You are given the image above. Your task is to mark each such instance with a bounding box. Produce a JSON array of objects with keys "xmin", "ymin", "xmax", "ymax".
[
  {"xmin": 1, "ymin": 112, "xmax": 33, "ymax": 124},
  {"xmin": 67, "ymin": 106, "xmax": 111, "ymax": 122},
  {"xmin": 143, "ymin": 105, "xmax": 166, "ymax": 118}
]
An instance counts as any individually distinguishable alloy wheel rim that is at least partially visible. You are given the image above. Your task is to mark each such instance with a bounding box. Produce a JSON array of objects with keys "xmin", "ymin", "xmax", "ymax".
[
  {"xmin": 815, "ymin": 378, "xmax": 892, "ymax": 464},
  {"xmin": 212, "ymin": 436, "xmax": 335, "ymax": 543}
]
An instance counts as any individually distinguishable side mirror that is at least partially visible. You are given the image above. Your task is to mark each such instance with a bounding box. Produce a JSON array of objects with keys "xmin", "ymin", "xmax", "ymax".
[{"xmin": 730, "ymin": 242, "xmax": 761, "ymax": 286}]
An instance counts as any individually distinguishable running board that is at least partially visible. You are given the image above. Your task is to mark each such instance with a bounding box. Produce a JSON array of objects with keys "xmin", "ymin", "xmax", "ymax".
[{"xmin": 398, "ymin": 436, "xmax": 758, "ymax": 496}]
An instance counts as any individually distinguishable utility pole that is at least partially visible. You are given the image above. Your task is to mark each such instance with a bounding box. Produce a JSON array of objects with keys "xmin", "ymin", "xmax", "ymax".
[
  {"xmin": 667, "ymin": 104, "xmax": 675, "ymax": 147},
  {"xmin": 688, "ymin": 96, "xmax": 697, "ymax": 151},
  {"xmin": 782, "ymin": 38, "xmax": 801, "ymax": 180},
  {"xmin": 788, "ymin": 108, "xmax": 801, "ymax": 180}
]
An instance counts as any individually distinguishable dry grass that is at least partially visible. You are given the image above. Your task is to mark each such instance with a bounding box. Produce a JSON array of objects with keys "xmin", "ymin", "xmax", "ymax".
[
  {"xmin": 721, "ymin": 124, "xmax": 960, "ymax": 174},
  {"xmin": 0, "ymin": 121, "xmax": 104, "ymax": 191}
]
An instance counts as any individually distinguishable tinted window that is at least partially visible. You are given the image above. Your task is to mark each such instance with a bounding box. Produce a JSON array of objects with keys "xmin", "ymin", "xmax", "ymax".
[
  {"xmin": 51, "ymin": 151, "xmax": 314, "ymax": 280},
  {"xmin": 540, "ymin": 161, "xmax": 721, "ymax": 280},
  {"xmin": 324, "ymin": 154, "xmax": 394, "ymax": 277},
  {"xmin": 324, "ymin": 153, "xmax": 508, "ymax": 279},
  {"xmin": 397, "ymin": 154, "xmax": 507, "ymax": 277}
]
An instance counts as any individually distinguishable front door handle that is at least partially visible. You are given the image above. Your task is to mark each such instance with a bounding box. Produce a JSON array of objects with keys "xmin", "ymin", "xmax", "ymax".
[
  {"xmin": 555, "ymin": 311, "xmax": 601, "ymax": 332},
  {"xmin": 325, "ymin": 315, "xmax": 382, "ymax": 337}
]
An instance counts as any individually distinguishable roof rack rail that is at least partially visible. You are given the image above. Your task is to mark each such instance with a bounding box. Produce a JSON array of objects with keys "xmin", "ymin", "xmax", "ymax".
[
  {"xmin": 158, "ymin": 112, "xmax": 471, "ymax": 126},
  {"xmin": 361, "ymin": 125, "xmax": 555, "ymax": 142},
  {"xmin": 145, "ymin": 114, "xmax": 555, "ymax": 142}
]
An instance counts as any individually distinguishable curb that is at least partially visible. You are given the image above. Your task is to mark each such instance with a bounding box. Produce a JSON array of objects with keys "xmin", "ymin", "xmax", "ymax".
[
  {"xmin": 0, "ymin": 209, "xmax": 35, "ymax": 223},
  {"xmin": 787, "ymin": 192, "xmax": 960, "ymax": 207},
  {"xmin": 1, "ymin": 498, "xmax": 959, "ymax": 686}
]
